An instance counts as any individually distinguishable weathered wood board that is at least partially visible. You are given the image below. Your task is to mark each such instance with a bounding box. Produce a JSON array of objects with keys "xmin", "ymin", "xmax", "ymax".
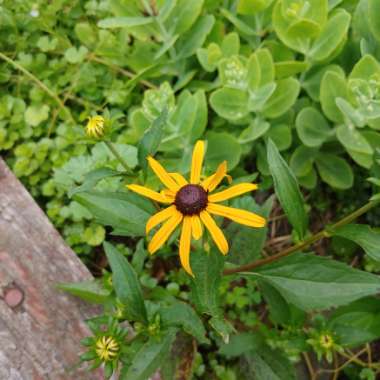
[{"xmin": 0, "ymin": 158, "xmax": 103, "ymax": 380}]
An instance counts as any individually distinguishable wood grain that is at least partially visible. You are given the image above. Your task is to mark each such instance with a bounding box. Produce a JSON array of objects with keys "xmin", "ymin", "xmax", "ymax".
[{"xmin": 0, "ymin": 158, "xmax": 103, "ymax": 380}]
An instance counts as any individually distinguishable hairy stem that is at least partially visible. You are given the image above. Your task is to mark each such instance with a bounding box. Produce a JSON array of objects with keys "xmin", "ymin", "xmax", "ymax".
[{"xmin": 223, "ymin": 199, "xmax": 380, "ymax": 276}]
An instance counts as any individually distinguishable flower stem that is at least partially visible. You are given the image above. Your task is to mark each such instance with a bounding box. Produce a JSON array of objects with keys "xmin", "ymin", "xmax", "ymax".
[
  {"xmin": 104, "ymin": 141, "xmax": 131, "ymax": 173},
  {"xmin": 223, "ymin": 199, "xmax": 380, "ymax": 276}
]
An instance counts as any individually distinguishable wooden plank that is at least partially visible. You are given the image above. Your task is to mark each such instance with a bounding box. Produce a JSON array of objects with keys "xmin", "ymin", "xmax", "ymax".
[{"xmin": 0, "ymin": 158, "xmax": 103, "ymax": 380}]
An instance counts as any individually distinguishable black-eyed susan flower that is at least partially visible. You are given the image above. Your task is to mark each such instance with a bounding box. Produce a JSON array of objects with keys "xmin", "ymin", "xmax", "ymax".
[
  {"xmin": 127, "ymin": 140, "xmax": 266, "ymax": 276},
  {"xmin": 86, "ymin": 115, "xmax": 105, "ymax": 138}
]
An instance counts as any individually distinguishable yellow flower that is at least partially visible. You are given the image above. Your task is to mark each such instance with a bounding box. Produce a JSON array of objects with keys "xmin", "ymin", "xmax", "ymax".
[
  {"xmin": 127, "ymin": 140, "xmax": 266, "ymax": 276},
  {"xmin": 95, "ymin": 336, "xmax": 119, "ymax": 361},
  {"xmin": 86, "ymin": 115, "xmax": 105, "ymax": 138}
]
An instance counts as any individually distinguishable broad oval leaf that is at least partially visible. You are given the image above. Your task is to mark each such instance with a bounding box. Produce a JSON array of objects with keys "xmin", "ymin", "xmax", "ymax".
[
  {"xmin": 315, "ymin": 153, "xmax": 353, "ymax": 189},
  {"xmin": 296, "ymin": 106, "xmax": 331, "ymax": 147}
]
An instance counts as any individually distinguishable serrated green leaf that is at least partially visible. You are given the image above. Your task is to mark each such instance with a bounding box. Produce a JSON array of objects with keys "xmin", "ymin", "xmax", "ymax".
[
  {"xmin": 160, "ymin": 301, "xmax": 209, "ymax": 344},
  {"xmin": 267, "ymin": 138, "xmax": 308, "ymax": 238},
  {"xmin": 190, "ymin": 249, "xmax": 225, "ymax": 316},
  {"xmin": 248, "ymin": 253, "xmax": 380, "ymax": 311},
  {"xmin": 120, "ymin": 330, "xmax": 177, "ymax": 380},
  {"xmin": 369, "ymin": 0, "xmax": 380, "ymax": 42},
  {"xmin": 103, "ymin": 242, "xmax": 147, "ymax": 323},
  {"xmin": 74, "ymin": 191, "xmax": 154, "ymax": 236}
]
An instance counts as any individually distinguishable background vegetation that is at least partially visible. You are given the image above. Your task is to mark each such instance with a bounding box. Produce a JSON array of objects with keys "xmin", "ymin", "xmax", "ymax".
[{"xmin": 2, "ymin": 0, "xmax": 380, "ymax": 379}]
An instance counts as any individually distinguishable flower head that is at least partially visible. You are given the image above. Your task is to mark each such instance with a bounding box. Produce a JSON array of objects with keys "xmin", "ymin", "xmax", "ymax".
[
  {"xmin": 127, "ymin": 141, "xmax": 266, "ymax": 276},
  {"xmin": 95, "ymin": 336, "xmax": 120, "ymax": 361},
  {"xmin": 86, "ymin": 115, "xmax": 105, "ymax": 138}
]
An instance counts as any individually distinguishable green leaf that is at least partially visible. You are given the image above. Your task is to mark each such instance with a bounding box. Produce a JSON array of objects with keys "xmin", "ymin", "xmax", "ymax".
[
  {"xmin": 138, "ymin": 109, "xmax": 168, "ymax": 175},
  {"xmin": 320, "ymin": 71, "xmax": 348, "ymax": 123},
  {"xmin": 24, "ymin": 104, "xmax": 49, "ymax": 126},
  {"xmin": 274, "ymin": 60, "xmax": 309, "ymax": 79},
  {"xmin": 249, "ymin": 253, "xmax": 380, "ymax": 311},
  {"xmin": 74, "ymin": 191, "xmax": 154, "ymax": 236},
  {"xmin": 333, "ymin": 224, "xmax": 380, "ymax": 262},
  {"xmin": 262, "ymin": 78, "xmax": 300, "ymax": 118},
  {"xmin": 267, "ymin": 138, "xmax": 308, "ymax": 239},
  {"xmin": 336, "ymin": 98, "xmax": 366, "ymax": 127},
  {"xmin": 259, "ymin": 281, "xmax": 305, "ymax": 326},
  {"xmin": 57, "ymin": 280, "xmax": 111, "ymax": 304},
  {"xmin": 296, "ymin": 106, "xmax": 331, "ymax": 147},
  {"xmin": 176, "ymin": 15, "xmax": 215, "ymax": 59},
  {"xmin": 237, "ymin": 0, "xmax": 272, "ymax": 15},
  {"xmin": 329, "ymin": 297, "xmax": 380, "ymax": 346},
  {"xmin": 290, "ymin": 146, "xmax": 317, "ymax": 177},
  {"xmin": 309, "ymin": 9, "xmax": 351, "ymax": 62},
  {"xmin": 369, "ymin": 0, "xmax": 380, "ymax": 41},
  {"xmin": 103, "ymin": 242, "xmax": 147, "ymax": 323},
  {"xmin": 336, "ymin": 125, "xmax": 373, "ymax": 155},
  {"xmin": 98, "ymin": 16, "xmax": 153, "ymax": 28},
  {"xmin": 210, "ymin": 87, "xmax": 249, "ymax": 120},
  {"xmin": 120, "ymin": 330, "xmax": 177, "ymax": 380},
  {"xmin": 315, "ymin": 153, "xmax": 353, "ymax": 189},
  {"xmin": 349, "ymin": 54, "xmax": 380, "ymax": 81},
  {"xmin": 167, "ymin": 0, "xmax": 204, "ymax": 34},
  {"xmin": 209, "ymin": 316, "xmax": 235, "ymax": 344},
  {"xmin": 68, "ymin": 167, "xmax": 121, "ymax": 198},
  {"xmin": 64, "ymin": 46, "xmax": 88, "ymax": 64},
  {"xmin": 238, "ymin": 118, "xmax": 270, "ymax": 143},
  {"xmin": 267, "ymin": 123, "xmax": 292, "ymax": 151},
  {"xmin": 160, "ymin": 301, "xmax": 209, "ymax": 344},
  {"xmin": 190, "ymin": 248, "xmax": 225, "ymax": 316},
  {"xmin": 205, "ymin": 132, "xmax": 242, "ymax": 171},
  {"xmin": 302, "ymin": 64, "xmax": 344, "ymax": 101}
]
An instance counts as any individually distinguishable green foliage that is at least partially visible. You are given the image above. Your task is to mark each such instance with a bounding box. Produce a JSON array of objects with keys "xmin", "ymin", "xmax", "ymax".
[{"xmin": 3, "ymin": 0, "xmax": 380, "ymax": 378}]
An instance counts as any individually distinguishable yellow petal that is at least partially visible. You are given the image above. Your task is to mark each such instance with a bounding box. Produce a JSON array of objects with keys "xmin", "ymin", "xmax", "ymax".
[
  {"xmin": 161, "ymin": 189, "xmax": 176, "ymax": 201},
  {"xmin": 200, "ymin": 210, "xmax": 229, "ymax": 255},
  {"xmin": 147, "ymin": 156, "xmax": 179, "ymax": 191},
  {"xmin": 190, "ymin": 140, "xmax": 205, "ymax": 184},
  {"xmin": 179, "ymin": 216, "xmax": 194, "ymax": 276},
  {"xmin": 191, "ymin": 215, "xmax": 203, "ymax": 240},
  {"xmin": 208, "ymin": 183, "xmax": 258, "ymax": 203},
  {"xmin": 207, "ymin": 203, "xmax": 266, "ymax": 227},
  {"xmin": 127, "ymin": 184, "xmax": 171, "ymax": 203},
  {"xmin": 148, "ymin": 210, "xmax": 183, "ymax": 254},
  {"xmin": 170, "ymin": 172, "xmax": 188, "ymax": 187},
  {"xmin": 146, "ymin": 205, "xmax": 177, "ymax": 234},
  {"xmin": 201, "ymin": 161, "xmax": 227, "ymax": 192}
]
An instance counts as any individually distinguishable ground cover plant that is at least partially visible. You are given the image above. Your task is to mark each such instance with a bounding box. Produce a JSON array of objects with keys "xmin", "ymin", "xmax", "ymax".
[{"xmin": 2, "ymin": 0, "xmax": 380, "ymax": 379}]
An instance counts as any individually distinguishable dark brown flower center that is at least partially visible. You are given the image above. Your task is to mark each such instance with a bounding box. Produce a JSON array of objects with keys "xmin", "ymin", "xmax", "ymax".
[{"xmin": 174, "ymin": 184, "xmax": 208, "ymax": 215}]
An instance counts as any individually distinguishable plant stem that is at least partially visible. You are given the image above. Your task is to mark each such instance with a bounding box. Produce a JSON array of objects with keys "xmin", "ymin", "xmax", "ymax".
[
  {"xmin": 104, "ymin": 141, "xmax": 131, "ymax": 173},
  {"xmin": 223, "ymin": 199, "xmax": 380, "ymax": 276},
  {"xmin": 0, "ymin": 52, "xmax": 74, "ymax": 123}
]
